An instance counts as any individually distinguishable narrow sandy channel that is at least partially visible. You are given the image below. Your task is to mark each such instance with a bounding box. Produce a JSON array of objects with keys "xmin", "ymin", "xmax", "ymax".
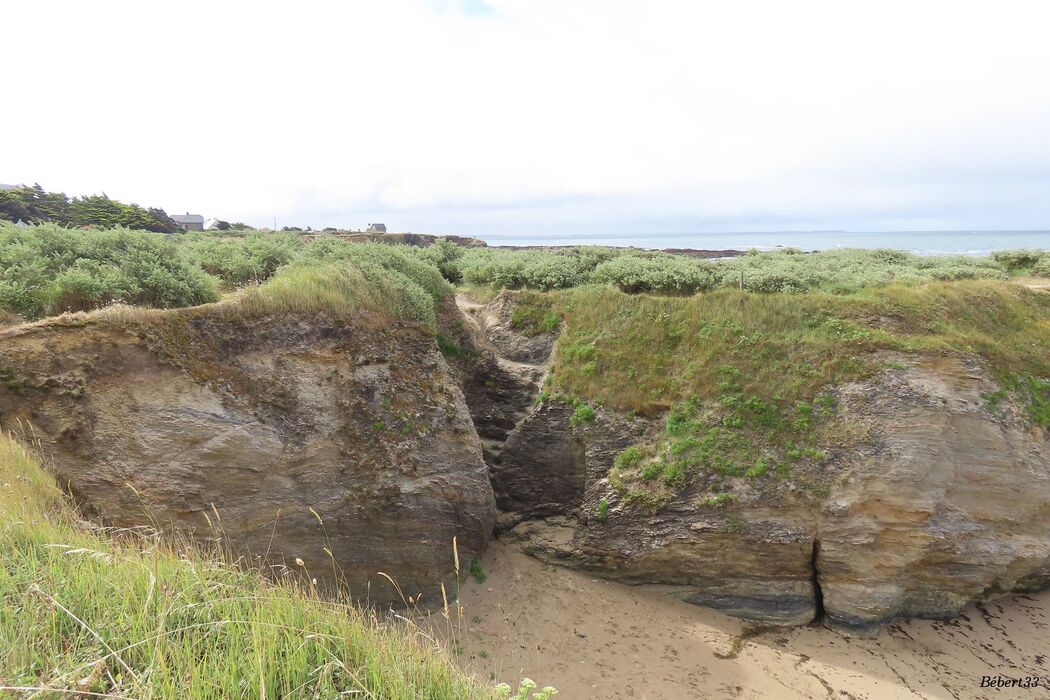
[{"xmin": 450, "ymin": 541, "xmax": 1050, "ymax": 699}]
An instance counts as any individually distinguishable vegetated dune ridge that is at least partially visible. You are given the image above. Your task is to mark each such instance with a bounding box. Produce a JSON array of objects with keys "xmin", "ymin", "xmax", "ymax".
[{"xmin": 456, "ymin": 540, "xmax": 1050, "ymax": 700}]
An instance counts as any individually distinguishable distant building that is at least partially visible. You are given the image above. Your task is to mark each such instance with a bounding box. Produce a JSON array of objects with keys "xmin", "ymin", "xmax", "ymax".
[
  {"xmin": 366, "ymin": 223, "xmax": 387, "ymax": 233},
  {"xmin": 171, "ymin": 213, "xmax": 205, "ymax": 232}
]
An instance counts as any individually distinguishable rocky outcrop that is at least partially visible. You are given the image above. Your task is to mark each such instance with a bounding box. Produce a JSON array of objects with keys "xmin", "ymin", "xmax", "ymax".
[
  {"xmin": 490, "ymin": 343, "xmax": 1050, "ymax": 629},
  {"xmin": 456, "ymin": 292, "xmax": 554, "ymax": 472},
  {"xmin": 818, "ymin": 354, "xmax": 1050, "ymax": 629},
  {"xmin": 7, "ymin": 284, "xmax": 1048, "ymax": 631},
  {"xmin": 0, "ymin": 306, "xmax": 496, "ymax": 607}
]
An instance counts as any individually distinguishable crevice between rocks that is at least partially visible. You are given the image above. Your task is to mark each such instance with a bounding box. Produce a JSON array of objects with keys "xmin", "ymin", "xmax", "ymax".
[{"xmin": 811, "ymin": 538, "xmax": 826, "ymax": 623}]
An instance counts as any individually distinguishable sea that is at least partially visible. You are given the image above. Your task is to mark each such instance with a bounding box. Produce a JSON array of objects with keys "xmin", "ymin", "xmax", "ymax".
[{"xmin": 473, "ymin": 230, "xmax": 1050, "ymax": 256}]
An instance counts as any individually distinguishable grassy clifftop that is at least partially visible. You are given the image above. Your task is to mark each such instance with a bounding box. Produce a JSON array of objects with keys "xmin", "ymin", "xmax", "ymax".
[
  {"xmin": 545, "ymin": 280, "xmax": 1050, "ymax": 416},
  {"xmin": 0, "ymin": 433, "xmax": 493, "ymax": 699},
  {"xmin": 522, "ymin": 280, "xmax": 1050, "ymax": 505}
]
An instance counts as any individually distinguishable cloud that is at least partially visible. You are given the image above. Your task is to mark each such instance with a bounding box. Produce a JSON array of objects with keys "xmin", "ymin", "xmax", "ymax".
[{"xmin": 3, "ymin": 0, "xmax": 1050, "ymax": 233}]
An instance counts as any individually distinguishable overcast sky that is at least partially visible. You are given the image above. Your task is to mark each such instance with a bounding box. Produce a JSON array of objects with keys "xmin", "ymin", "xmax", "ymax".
[{"xmin": 4, "ymin": 0, "xmax": 1050, "ymax": 234}]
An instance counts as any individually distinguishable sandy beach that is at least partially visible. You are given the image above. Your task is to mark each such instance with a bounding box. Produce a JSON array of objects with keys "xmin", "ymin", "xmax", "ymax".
[{"xmin": 450, "ymin": 541, "xmax": 1050, "ymax": 699}]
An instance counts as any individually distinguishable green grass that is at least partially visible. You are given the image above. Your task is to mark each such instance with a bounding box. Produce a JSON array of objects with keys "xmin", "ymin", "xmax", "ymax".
[
  {"xmin": 542, "ymin": 281, "xmax": 1050, "ymax": 504},
  {"xmin": 509, "ymin": 291, "xmax": 561, "ymax": 335},
  {"xmin": 238, "ymin": 259, "xmax": 441, "ymax": 326},
  {"xmin": 547, "ymin": 281, "xmax": 1050, "ymax": 416},
  {"xmin": 0, "ymin": 432, "xmax": 494, "ymax": 699},
  {"xmin": 469, "ymin": 560, "xmax": 487, "ymax": 584}
]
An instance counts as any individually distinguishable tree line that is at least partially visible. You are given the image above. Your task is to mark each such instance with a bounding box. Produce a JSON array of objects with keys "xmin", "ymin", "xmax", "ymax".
[{"xmin": 0, "ymin": 184, "xmax": 180, "ymax": 233}]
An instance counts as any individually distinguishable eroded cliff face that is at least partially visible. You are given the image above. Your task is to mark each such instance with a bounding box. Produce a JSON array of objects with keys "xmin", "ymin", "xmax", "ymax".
[
  {"xmin": 461, "ymin": 293, "xmax": 1050, "ymax": 630},
  {"xmin": 818, "ymin": 354, "xmax": 1050, "ymax": 628},
  {"xmin": 0, "ymin": 307, "xmax": 496, "ymax": 606},
  {"xmin": 5, "ymin": 289, "xmax": 1048, "ymax": 630}
]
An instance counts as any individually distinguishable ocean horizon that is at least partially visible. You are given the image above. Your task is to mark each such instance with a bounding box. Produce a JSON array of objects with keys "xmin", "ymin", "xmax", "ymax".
[{"xmin": 472, "ymin": 230, "xmax": 1050, "ymax": 256}]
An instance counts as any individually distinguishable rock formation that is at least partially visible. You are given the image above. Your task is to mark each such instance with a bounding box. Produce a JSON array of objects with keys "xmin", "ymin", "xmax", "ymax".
[
  {"xmin": 0, "ymin": 305, "xmax": 496, "ymax": 607},
  {"xmin": 461, "ymin": 294, "xmax": 1050, "ymax": 629},
  {"xmin": 3, "ymin": 287, "xmax": 1047, "ymax": 630}
]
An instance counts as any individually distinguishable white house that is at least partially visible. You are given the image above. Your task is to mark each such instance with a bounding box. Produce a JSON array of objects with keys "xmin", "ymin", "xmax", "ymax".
[{"xmin": 171, "ymin": 213, "xmax": 206, "ymax": 232}]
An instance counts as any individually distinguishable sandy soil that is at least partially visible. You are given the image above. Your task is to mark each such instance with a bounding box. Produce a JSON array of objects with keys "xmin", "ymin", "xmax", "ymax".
[{"xmin": 448, "ymin": 541, "xmax": 1050, "ymax": 699}]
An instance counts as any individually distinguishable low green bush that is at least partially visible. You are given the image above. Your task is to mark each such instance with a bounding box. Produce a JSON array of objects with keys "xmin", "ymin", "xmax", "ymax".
[
  {"xmin": 0, "ymin": 223, "xmax": 219, "ymax": 318},
  {"xmin": 1033, "ymin": 256, "xmax": 1050, "ymax": 277},
  {"xmin": 592, "ymin": 255, "xmax": 716, "ymax": 294},
  {"xmin": 183, "ymin": 232, "xmax": 303, "ymax": 285},
  {"xmin": 458, "ymin": 246, "xmax": 1026, "ymax": 296},
  {"xmin": 716, "ymin": 248, "xmax": 1009, "ymax": 293},
  {"xmin": 993, "ymin": 249, "xmax": 1046, "ymax": 271}
]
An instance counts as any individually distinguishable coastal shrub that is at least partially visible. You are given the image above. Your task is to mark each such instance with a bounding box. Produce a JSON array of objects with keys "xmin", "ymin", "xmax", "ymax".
[
  {"xmin": 458, "ymin": 246, "xmax": 1019, "ymax": 296},
  {"xmin": 1033, "ymin": 256, "xmax": 1050, "ymax": 277},
  {"xmin": 459, "ymin": 247, "xmax": 628, "ymax": 290},
  {"xmin": 299, "ymin": 239, "xmax": 452, "ymax": 307},
  {"xmin": 592, "ymin": 255, "xmax": 716, "ymax": 294},
  {"xmin": 411, "ymin": 238, "xmax": 465, "ymax": 283},
  {"xmin": 716, "ymin": 248, "xmax": 1008, "ymax": 294},
  {"xmin": 993, "ymin": 249, "xmax": 1047, "ymax": 271},
  {"xmin": 459, "ymin": 249, "xmax": 584, "ymax": 290},
  {"xmin": 0, "ymin": 223, "xmax": 219, "ymax": 318},
  {"xmin": 183, "ymin": 231, "xmax": 303, "ymax": 285},
  {"xmin": 570, "ymin": 402, "xmax": 597, "ymax": 426},
  {"xmin": 0, "ymin": 432, "xmax": 495, "ymax": 698}
]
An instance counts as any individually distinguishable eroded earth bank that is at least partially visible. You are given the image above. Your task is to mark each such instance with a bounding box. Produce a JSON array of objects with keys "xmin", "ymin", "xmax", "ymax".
[{"xmin": 0, "ymin": 286, "xmax": 1048, "ymax": 696}]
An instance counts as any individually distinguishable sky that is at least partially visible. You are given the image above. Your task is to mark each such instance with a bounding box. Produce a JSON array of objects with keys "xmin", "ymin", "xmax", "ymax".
[{"xmin": 4, "ymin": 0, "xmax": 1050, "ymax": 235}]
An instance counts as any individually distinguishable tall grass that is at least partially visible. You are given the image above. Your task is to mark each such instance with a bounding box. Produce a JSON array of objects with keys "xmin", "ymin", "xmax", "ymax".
[
  {"xmin": 238, "ymin": 260, "xmax": 439, "ymax": 326},
  {"xmin": 0, "ymin": 431, "xmax": 494, "ymax": 698},
  {"xmin": 549, "ymin": 280, "xmax": 1050, "ymax": 416}
]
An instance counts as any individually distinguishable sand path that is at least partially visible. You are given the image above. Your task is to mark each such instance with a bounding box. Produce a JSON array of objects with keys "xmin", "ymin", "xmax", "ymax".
[{"xmin": 451, "ymin": 541, "xmax": 1050, "ymax": 699}]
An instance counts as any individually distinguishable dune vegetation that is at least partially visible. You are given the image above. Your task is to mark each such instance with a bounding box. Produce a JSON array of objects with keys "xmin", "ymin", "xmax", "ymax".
[
  {"xmin": 453, "ymin": 245, "xmax": 1032, "ymax": 293},
  {"xmin": 2, "ymin": 221, "xmax": 1047, "ymax": 323},
  {"xmin": 530, "ymin": 281, "xmax": 1050, "ymax": 505}
]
